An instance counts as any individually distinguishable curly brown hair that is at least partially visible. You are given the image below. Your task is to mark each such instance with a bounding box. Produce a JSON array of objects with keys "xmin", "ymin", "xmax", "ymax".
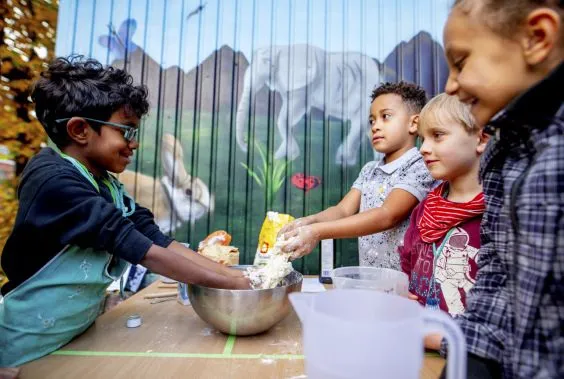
[
  {"xmin": 32, "ymin": 55, "xmax": 149, "ymax": 147},
  {"xmin": 370, "ymin": 81, "xmax": 427, "ymax": 115},
  {"xmin": 453, "ymin": 0, "xmax": 564, "ymax": 39}
]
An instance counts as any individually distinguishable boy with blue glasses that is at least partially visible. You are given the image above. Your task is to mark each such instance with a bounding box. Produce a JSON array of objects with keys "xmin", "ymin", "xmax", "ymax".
[
  {"xmin": 0, "ymin": 56, "xmax": 250, "ymax": 367},
  {"xmin": 55, "ymin": 117, "xmax": 140, "ymax": 143}
]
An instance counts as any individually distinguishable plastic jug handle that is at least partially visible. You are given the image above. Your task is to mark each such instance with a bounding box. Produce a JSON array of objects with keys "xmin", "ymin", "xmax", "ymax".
[
  {"xmin": 289, "ymin": 292, "xmax": 315, "ymax": 323},
  {"xmin": 422, "ymin": 309, "xmax": 467, "ymax": 379}
]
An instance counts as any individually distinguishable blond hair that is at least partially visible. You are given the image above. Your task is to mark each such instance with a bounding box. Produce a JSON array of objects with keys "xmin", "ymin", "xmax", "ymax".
[{"xmin": 419, "ymin": 93, "xmax": 478, "ymax": 134}]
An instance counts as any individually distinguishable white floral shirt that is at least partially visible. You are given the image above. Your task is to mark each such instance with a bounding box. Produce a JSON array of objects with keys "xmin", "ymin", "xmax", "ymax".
[{"xmin": 352, "ymin": 147, "xmax": 437, "ymax": 270}]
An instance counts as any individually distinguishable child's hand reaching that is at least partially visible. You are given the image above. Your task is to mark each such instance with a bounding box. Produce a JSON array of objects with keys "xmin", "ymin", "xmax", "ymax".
[
  {"xmin": 224, "ymin": 267, "xmax": 245, "ymax": 278},
  {"xmin": 280, "ymin": 224, "xmax": 321, "ymax": 259},
  {"xmin": 231, "ymin": 276, "xmax": 252, "ymax": 290},
  {"xmin": 277, "ymin": 217, "xmax": 315, "ymax": 239}
]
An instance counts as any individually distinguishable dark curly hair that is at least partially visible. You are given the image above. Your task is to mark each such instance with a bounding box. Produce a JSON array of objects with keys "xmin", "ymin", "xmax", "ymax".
[
  {"xmin": 31, "ymin": 55, "xmax": 149, "ymax": 147},
  {"xmin": 453, "ymin": 0, "xmax": 564, "ymax": 39},
  {"xmin": 370, "ymin": 81, "xmax": 427, "ymax": 115}
]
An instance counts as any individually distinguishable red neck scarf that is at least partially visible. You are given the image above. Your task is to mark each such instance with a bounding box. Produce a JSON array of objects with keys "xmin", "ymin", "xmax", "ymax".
[{"xmin": 417, "ymin": 182, "xmax": 485, "ymax": 243}]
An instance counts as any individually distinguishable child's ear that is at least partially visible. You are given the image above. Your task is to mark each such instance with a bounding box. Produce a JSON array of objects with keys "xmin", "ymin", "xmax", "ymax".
[
  {"xmin": 476, "ymin": 131, "xmax": 490, "ymax": 154},
  {"xmin": 409, "ymin": 115, "xmax": 419, "ymax": 135},
  {"xmin": 66, "ymin": 117, "xmax": 91, "ymax": 145},
  {"xmin": 521, "ymin": 8, "xmax": 561, "ymax": 66}
]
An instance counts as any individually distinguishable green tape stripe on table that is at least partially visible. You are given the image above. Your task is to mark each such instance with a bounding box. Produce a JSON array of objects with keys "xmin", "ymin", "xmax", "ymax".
[
  {"xmin": 222, "ymin": 334, "xmax": 236, "ymax": 355},
  {"xmin": 52, "ymin": 350, "xmax": 304, "ymax": 359},
  {"xmin": 51, "ymin": 350, "xmax": 440, "ymax": 359}
]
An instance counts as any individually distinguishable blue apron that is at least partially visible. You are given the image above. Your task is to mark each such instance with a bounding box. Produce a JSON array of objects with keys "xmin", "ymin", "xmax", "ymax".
[{"xmin": 0, "ymin": 155, "xmax": 135, "ymax": 367}]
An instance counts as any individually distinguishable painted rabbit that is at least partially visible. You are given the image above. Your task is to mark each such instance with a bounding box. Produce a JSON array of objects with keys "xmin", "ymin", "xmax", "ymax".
[{"xmin": 118, "ymin": 133, "xmax": 214, "ymax": 234}]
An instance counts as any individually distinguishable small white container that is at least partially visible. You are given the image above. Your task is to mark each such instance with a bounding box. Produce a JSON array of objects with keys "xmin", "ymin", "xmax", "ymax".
[
  {"xmin": 332, "ymin": 266, "xmax": 409, "ymax": 297},
  {"xmin": 126, "ymin": 314, "xmax": 142, "ymax": 328}
]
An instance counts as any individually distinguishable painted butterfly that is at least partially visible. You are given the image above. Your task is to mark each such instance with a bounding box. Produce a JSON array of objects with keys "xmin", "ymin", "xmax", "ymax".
[
  {"xmin": 291, "ymin": 173, "xmax": 321, "ymax": 192},
  {"xmin": 98, "ymin": 18, "xmax": 138, "ymax": 60}
]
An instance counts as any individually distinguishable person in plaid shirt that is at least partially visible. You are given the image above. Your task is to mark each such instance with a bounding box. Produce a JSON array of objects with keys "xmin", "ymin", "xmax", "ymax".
[{"xmin": 437, "ymin": 1, "xmax": 564, "ymax": 378}]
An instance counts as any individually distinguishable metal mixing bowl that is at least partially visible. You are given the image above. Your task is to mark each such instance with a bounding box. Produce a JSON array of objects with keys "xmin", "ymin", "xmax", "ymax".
[{"xmin": 187, "ymin": 265, "xmax": 303, "ymax": 336}]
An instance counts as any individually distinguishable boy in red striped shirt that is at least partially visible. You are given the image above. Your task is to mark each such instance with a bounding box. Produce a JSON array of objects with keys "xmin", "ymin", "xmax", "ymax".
[{"xmin": 399, "ymin": 93, "xmax": 488, "ymax": 318}]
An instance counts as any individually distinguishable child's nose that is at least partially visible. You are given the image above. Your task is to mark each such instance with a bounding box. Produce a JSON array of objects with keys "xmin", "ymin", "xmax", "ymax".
[
  {"xmin": 445, "ymin": 73, "xmax": 459, "ymax": 95},
  {"xmin": 128, "ymin": 138, "xmax": 139, "ymax": 149},
  {"xmin": 419, "ymin": 139, "xmax": 431, "ymax": 155}
]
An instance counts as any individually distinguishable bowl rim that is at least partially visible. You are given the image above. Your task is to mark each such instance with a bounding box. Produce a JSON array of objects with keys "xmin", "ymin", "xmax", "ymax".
[{"xmin": 186, "ymin": 264, "xmax": 303, "ymax": 293}]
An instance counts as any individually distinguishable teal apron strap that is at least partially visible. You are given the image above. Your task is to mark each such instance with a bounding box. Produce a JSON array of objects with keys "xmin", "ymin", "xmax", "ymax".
[
  {"xmin": 60, "ymin": 153, "xmax": 99, "ymax": 192},
  {"xmin": 59, "ymin": 153, "xmax": 135, "ymax": 217},
  {"xmin": 426, "ymin": 228, "xmax": 456, "ymax": 309},
  {"xmin": 101, "ymin": 177, "xmax": 135, "ymax": 217},
  {"xmin": 59, "ymin": 152, "xmax": 135, "ymax": 298}
]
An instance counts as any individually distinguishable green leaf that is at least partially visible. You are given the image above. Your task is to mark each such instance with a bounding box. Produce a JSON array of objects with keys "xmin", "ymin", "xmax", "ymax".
[
  {"xmin": 255, "ymin": 140, "xmax": 267, "ymax": 166},
  {"xmin": 240, "ymin": 162, "xmax": 263, "ymax": 187},
  {"xmin": 254, "ymin": 140, "xmax": 271, "ymax": 182},
  {"xmin": 272, "ymin": 160, "xmax": 287, "ymax": 183},
  {"xmin": 274, "ymin": 176, "xmax": 286, "ymax": 192},
  {"xmin": 257, "ymin": 165, "xmax": 266, "ymax": 183}
]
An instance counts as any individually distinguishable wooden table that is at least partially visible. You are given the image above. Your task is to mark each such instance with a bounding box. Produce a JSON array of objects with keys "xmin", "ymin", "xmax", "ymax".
[{"xmin": 20, "ymin": 279, "xmax": 445, "ymax": 379}]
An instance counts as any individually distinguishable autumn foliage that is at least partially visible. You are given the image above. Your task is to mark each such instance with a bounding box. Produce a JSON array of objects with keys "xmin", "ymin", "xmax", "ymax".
[{"xmin": 0, "ymin": 0, "xmax": 58, "ymax": 286}]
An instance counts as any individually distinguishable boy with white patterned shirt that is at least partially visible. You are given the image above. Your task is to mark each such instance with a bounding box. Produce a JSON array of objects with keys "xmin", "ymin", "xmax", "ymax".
[{"xmin": 279, "ymin": 82, "xmax": 437, "ymax": 270}]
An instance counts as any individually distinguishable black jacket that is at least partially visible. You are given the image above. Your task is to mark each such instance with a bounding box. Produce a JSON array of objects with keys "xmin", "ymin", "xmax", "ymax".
[{"xmin": 1, "ymin": 148, "xmax": 173, "ymax": 295}]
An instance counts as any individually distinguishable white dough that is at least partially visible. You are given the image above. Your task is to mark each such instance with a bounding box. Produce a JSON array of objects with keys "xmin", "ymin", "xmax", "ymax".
[{"xmin": 246, "ymin": 237, "xmax": 297, "ymax": 289}]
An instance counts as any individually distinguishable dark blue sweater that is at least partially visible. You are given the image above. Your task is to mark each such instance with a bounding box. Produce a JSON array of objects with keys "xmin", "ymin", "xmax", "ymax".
[{"xmin": 1, "ymin": 148, "xmax": 173, "ymax": 295}]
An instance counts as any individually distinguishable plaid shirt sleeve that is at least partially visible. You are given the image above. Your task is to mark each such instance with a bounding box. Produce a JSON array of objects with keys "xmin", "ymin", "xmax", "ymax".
[
  {"xmin": 517, "ymin": 129, "xmax": 564, "ymax": 376},
  {"xmin": 442, "ymin": 63, "xmax": 564, "ymax": 377},
  {"xmin": 442, "ymin": 124, "xmax": 564, "ymax": 377}
]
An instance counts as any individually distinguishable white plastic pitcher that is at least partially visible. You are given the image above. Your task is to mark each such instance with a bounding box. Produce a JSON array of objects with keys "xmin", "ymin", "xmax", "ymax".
[{"xmin": 290, "ymin": 289, "xmax": 466, "ymax": 379}]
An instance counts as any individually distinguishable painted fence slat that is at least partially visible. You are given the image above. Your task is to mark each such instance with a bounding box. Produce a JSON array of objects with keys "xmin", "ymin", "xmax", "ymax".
[{"xmin": 56, "ymin": 0, "xmax": 451, "ymax": 274}]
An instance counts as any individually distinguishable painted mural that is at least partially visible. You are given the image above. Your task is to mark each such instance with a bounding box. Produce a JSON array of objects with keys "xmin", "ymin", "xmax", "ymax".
[{"xmin": 55, "ymin": 0, "xmax": 451, "ymax": 273}]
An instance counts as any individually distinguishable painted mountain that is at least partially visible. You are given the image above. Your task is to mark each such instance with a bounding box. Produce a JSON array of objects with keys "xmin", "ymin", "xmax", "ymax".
[
  {"xmin": 109, "ymin": 31, "xmax": 448, "ymax": 118},
  {"xmin": 383, "ymin": 31, "xmax": 449, "ymax": 97},
  {"xmin": 110, "ymin": 45, "xmax": 281, "ymax": 116}
]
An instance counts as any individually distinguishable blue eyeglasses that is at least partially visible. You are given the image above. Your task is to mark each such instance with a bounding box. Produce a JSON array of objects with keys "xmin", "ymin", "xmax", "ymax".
[{"xmin": 56, "ymin": 117, "xmax": 139, "ymax": 142}]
